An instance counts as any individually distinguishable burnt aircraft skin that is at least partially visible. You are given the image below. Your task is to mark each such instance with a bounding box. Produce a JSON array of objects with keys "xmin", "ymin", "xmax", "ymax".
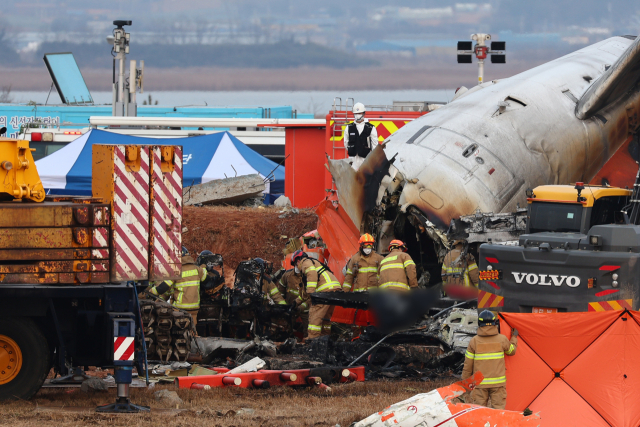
[{"xmin": 331, "ymin": 36, "xmax": 640, "ymax": 234}]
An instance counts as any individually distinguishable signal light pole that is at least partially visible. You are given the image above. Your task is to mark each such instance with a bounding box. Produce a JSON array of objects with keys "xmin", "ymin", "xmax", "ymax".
[{"xmin": 457, "ymin": 34, "xmax": 506, "ymax": 85}]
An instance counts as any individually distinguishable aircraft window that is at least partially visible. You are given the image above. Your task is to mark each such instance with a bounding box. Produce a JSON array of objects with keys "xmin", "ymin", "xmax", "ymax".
[{"xmin": 462, "ymin": 143, "xmax": 478, "ymax": 158}]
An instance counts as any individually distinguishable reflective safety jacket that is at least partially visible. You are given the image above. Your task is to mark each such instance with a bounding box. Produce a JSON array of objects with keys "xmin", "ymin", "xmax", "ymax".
[
  {"xmin": 377, "ymin": 249, "xmax": 418, "ymax": 292},
  {"xmin": 279, "ymin": 269, "xmax": 310, "ymax": 311},
  {"xmin": 462, "ymin": 325, "xmax": 517, "ymax": 388},
  {"xmin": 442, "ymin": 245, "xmax": 479, "ymax": 287},
  {"xmin": 150, "ymin": 255, "xmax": 207, "ymax": 310},
  {"xmin": 343, "ymin": 251, "xmax": 383, "ymax": 292},
  {"xmin": 299, "ymin": 258, "xmax": 341, "ymax": 295},
  {"xmin": 262, "ymin": 277, "xmax": 286, "ymax": 304}
]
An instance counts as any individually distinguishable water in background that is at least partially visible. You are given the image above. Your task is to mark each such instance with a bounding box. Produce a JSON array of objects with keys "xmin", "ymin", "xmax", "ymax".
[{"xmin": 12, "ymin": 90, "xmax": 455, "ymax": 117}]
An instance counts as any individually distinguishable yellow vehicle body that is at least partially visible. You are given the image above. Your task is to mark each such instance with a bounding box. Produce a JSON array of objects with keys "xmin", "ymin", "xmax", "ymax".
[
  {"xmin": 0, "ymin": 138, "xmax": 45, "ymax": 202},
  {"xmin": 530, "ymin": 185, "xmax": 631, "ymax": 207}
]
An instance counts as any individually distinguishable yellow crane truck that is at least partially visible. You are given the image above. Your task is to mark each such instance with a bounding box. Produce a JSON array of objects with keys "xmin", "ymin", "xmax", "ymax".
[{"xmin": 0, "ymin": 137, "xmax": 183, "ymax": 412}]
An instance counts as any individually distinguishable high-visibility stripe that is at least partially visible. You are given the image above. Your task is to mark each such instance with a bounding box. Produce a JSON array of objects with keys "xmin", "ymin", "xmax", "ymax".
[
  {"xmin": 346, "ymin": 269, "xmax": 353, "ymax": 275},
  {"xmin": 473, "ymin": 352, "xmax": 504, "ymax": 360},
  {"xmin": 358, "ymin": 267, "xmax": 378, "ymax": 273},
  {"xmin": 480, "ymin": 376, "xmax": 506, "ymax": 385},
  {"xmin": 354, "ymin": 288, "xmax": 369, "ymax": 292},
  {"xmin": 308, "ymin": 324, "xmax": 322, "ymax": 331},
  {"xmin": 380, "ymin": 256, "xmax": 398, "ymax": 264},
  {"xmin": 269, "ymin": 287, "xmax": 279, "ymax": 295},
  {"xmin": 317, "ymin": 282, "xmax": 341, "ymax": 292},
  {"xmin": 323, "ymin": 325, "xmax": 331, "ymax": 330},
  {"xmin": 343, "ymin": 284, "xmax": 352, "ymax": 290},
  {"xmin": 277, "ymin": 300, "xmax": 287, "ymax": 305},
  {"xmin": 174, "ymin": 301, "xmax": 200, "ymax": 309},
  {"xmin": 403, "ymin": 260, "xmax": 415, "ymax": 267},
  {"xmin": 288, "ymin": 289, "xmax": 300, "ymax": 296},
  {"xmin": 465, "ymin": 351, "xmax": 475, "ymax": 359},
  {"xmin": 379, "ymin": 282, "xmax": 410, "ymax": 291},
  {"xmin": 307, "ymin": 282, "xmax": 318, "ymax": 288},
  {"xmin": 506, "ymin": 344, "xmax": 515, "ymax": 355},
  {"xmin": 301, "ymin": 302, "xmax": 309, "ymax": 309},
  {"xmin": 182, "ymin": 269, "xmax": 199, "ymax": 278},
  {"xmin": 380, "ymin": 263, "xmax": 404, "ymax": 272},
  {"xmin": 446, "ymin": 267, "xmax": 462, "ymax": 272},
  {"xmin": 468, "ymin": 263, "xmax": 478, "ymax": 271},
  {"xmin": 176, "ymin": 281, "xmax": 199, "ymax": 288}
]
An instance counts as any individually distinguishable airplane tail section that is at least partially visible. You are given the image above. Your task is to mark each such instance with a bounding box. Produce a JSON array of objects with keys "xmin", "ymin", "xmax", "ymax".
[{"xmin": 576, "ymin": 35, "xmax": 640, "ymax": 119}]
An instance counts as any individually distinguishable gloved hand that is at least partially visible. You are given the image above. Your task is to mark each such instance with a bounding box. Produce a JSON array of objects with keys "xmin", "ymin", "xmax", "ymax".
[{"xmin": 512, "ymin": 328, "xmax": 519, "ymax": 337}]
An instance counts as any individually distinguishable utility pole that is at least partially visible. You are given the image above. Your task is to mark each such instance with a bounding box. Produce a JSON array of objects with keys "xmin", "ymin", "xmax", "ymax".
[
  {"xmin": 107, "ymin": 21, "xmax": 144, "ymax": 117},
  {"xmin": 457, "ymin": 34, "xmax": 506, "ymax": 85}
]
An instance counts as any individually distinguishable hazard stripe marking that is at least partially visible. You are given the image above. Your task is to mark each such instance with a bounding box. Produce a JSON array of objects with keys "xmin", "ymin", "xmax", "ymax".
[
  {"xmin": 112, "ymin": 146, "xmax": 149, "ymax": 281},
  {"xmin": 113, "ymin": 337, "xmax": 135, "ymax": 361},
  {"xmin": 588, "ymin": 299, "xmax": 632, "ymax": 312},
  {"xmin": 478, "ymin": 290, "xmax": 504, "ymax": 308}
]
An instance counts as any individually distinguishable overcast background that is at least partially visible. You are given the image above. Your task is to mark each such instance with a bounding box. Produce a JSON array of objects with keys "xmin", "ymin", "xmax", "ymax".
[{"xmin": 2, "ymin": 0, "xmax": 639, "ymax": 91}]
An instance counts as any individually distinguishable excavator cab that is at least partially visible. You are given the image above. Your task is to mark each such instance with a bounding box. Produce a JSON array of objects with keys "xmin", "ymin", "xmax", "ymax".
[{"xmin": 526, "ymin": 185, "xmax": 631, "ymax": 235}]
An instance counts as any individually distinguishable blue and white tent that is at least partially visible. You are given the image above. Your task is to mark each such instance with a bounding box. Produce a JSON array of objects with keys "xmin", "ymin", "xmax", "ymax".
[{"xmin": 36, "ymin": 129, "xmax": 284, "ymax": 203}]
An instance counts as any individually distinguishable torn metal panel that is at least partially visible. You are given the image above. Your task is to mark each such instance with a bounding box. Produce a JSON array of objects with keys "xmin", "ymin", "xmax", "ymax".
[
  {"xmin": 450, "ymin": 209, "xmax": 527, "ymax": 244},
  {"xmin": 354, "ymin": 372, "xmax": 540, "ymax": 427}
]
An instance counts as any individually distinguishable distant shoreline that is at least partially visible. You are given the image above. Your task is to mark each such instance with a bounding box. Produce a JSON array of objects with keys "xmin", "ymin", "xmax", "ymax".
[{"xmin": 1, "ymin": 62, "xmax": 536, "ymax": 92}]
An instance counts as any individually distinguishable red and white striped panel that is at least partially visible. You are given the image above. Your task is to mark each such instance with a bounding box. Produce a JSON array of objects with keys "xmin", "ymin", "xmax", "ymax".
[
  {"xmin": 113, "ymin": 336, "xmax": 135, "ymax": 361},
  {"xmin": 149, "ymin": 146, "xmax": 183, "ymax": 281},
  {"xmin": 112, "ymin": 146, "xmax": 150, "ymax": 282},
  {"xmin": 92, "ymin": 227, "xmax": 109, "ymax": 248},
  {"xmin": 91, "ymin": 249, "xmax": 109, "ymax": 259}
]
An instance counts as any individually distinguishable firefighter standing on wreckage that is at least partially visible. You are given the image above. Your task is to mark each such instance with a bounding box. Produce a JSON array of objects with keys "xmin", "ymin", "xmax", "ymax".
[
  {"xmin": 343, "ymin": 233, "xmax": 383, "ymax": 292},
  {"xmin": 442, "ymin": 240, "xmax": 479, "ymax": 289},
  {"xmin": 148, "ymin": 246, "xmax": 207, "ymax": 329},
  {"xmin": 292, "ymin": 250, "xmax": 341, "ymax": 339},
  {"xmin": 278, "ymin": 268, "xmax": 311, "ymax": 336},
  {"xmin": 462, "ymin": 310, "xmax": 518, "ymax": 409},
  {"xmin": 378, "ymin": 240, "xmax": 419, "ymax": 292},
  {"xmin": 344, "ymin": 102, "xmax": 378, "ymax": 171}
]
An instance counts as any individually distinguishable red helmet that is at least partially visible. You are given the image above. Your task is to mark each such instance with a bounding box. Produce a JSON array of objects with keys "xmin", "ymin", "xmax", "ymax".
[
  {"xmin": 359, "ymin": 233, "xmax": 375, "ymax": 246},
  {"xmin": 291, "ymin": 250, "xmax": 307, "ymax": 265},
  {"xmin": 388, "ymin": 239, "xmax": 407, "ymax": 252}
]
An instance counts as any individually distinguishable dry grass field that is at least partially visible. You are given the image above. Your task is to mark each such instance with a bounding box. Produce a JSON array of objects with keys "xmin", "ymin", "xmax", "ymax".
[{"xmin": 0, "ymin": 379, "xmax": 453, "ymax": 427}]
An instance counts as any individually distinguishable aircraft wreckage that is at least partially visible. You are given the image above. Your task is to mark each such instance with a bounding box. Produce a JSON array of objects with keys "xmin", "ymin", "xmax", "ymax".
[{"xmin": 329, "ymin": 34, "xmax": 640, "ymax": 284}]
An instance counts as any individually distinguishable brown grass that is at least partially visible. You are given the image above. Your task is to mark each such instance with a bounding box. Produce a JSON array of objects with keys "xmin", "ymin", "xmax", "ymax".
[
  {"xmin": 0, "ymin": 379, "xmax": 453, "ymax": 427},
  {"xmin": 182, "ymin": 205, "xmax": 318, "ymax": 271}
]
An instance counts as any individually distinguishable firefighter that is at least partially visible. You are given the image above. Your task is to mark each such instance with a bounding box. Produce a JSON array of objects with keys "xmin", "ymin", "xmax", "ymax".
[
  {"xmin": 292, "ymin": 250, "xmax": 341, "ymax": 339},
  {"xmin": 149, "ymin": 246, "xmax": 207, "ymax": 329},
  {"xmin": 442, "ymin": 240, "xmax": 479, "ymax": 288},
  {"xmin": 343, "ymin": 233, "xmax": 383, "ymax": 292},
  {"xmin": 378, "ymin": 240, "xmax": 418, "ymax": 292},
  {"xmin": 254, "ymin": 258, "xmax": 286, "ymax": 305},
  {"xmin": 344, "ymin": 102, "xmax": 378, "ymax": 171},
  {"xmin": 462, "ymin": 310, "xmax": 518, "ymax": 409},
  {"xmin": 279, "ymin": 268, "xmax": 311, "ymax": 335}
]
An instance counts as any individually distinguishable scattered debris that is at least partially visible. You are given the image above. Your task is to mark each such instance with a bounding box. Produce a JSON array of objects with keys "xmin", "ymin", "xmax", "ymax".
[
  {"xmin": 228, "ymin": 357, "xmax": 266, "ymax": 374},
  {"xmin": 139, "ymin": 298, "xmax": 193, "ymax": 362},
  {"xmin": 154, "ymin": 390, "xmax": 184, "ymax": 408},
  {"xmin": 184, "ymin": 174, "xmax": 265, "ymax": 206},
  {"xmin": 79, "ymin": 378, "xmax": 108, "ymax": 393},
  {"xmin": 274, "ymin": 195, "xmax": 292, "ymax": 208},
  {"xmin": 353, "ymin": 372, "xmax": 540, "ymax": 427},
  {"xmin": 236, "ymin": 408, "xmax": 255, "ymax": 416}
]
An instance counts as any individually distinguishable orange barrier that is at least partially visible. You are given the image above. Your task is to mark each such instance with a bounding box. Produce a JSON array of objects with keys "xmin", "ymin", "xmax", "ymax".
[{"xmin": 502, "ymin": 310, "xmax": 640, "ymax": 426}]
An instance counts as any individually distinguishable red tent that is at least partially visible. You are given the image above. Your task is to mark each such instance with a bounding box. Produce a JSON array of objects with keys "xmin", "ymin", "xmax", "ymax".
[{"xmin": 501, "ymin": 310, "xmax": 640, "ymax": 426}]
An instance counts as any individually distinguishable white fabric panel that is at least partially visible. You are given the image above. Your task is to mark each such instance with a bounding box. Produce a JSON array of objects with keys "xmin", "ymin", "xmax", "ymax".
[
  {"xmin": 35, "ymin": 130, "xmax": 92, "ymax": 190},
  {"xmin": 201, "ymin": 133, "xmax": 258, "ymax": 183}
]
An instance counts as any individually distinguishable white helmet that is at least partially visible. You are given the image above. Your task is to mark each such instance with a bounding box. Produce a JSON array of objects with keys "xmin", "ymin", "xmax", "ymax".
[{"xmin": 353, "ymin": 103, "xmax": 366, "ymax": 114}]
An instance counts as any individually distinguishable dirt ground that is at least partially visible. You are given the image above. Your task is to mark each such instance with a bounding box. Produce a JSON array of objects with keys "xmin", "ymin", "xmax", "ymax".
[
  {"xmin": 0, "ymin": 379, "xmax": 452, "ymax": 427},
  {"xmin": 182, "ymin": 205, "xmax": 318, "ymax": 272}
]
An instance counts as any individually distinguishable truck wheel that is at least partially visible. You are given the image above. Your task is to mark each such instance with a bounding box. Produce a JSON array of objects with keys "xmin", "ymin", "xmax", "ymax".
[{"xmin": 0, "ymin": 317, "xmax": 50, "ymax": 400}]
